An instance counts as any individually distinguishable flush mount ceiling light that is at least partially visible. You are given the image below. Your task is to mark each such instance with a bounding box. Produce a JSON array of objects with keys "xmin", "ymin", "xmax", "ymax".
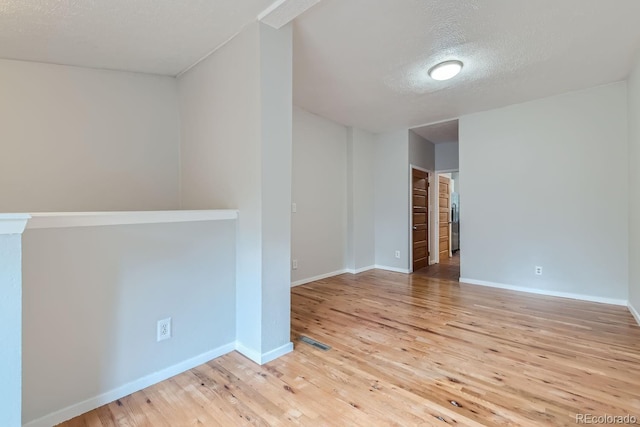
[{"xmin": 428, "ymin": 60, "xmax": 463, "ymax": 81}]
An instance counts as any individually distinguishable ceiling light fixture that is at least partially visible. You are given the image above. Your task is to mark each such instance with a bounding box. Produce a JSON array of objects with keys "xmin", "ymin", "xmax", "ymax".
[{"xmin": 428, "ymin": 60, "xmax": 463, "ymax": 81}]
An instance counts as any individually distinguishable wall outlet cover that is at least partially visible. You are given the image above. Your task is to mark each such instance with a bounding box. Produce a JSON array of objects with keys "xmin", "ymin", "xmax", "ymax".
[{"xmin": 157, "ymin": 317, "xmax": 172, "ymax": 342}]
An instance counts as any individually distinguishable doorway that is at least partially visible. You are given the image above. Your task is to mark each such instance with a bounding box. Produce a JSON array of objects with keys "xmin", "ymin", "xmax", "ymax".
[
  {"xmin": 411, "ymin": 167, "xmax": 429, "ymax": 271},
  {"xmin": 409, "ymin": 119, "xmax": 460, "ymax": 278},
  {"xmin": 436, "ymin": 171, "xmax": 460, "ymax": 260},
  {"xmin": 414, "ymin": 171, "xmax": 460, "ymax": 280},
  {"xmin": 438, "ymin": 174, "xmax": 451, "ymax": 261}
]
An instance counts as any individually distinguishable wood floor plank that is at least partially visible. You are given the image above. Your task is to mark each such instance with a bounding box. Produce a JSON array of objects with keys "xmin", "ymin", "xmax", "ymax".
[{"xmin": 59, "ymin": 256, "xmax": 640, "ymax": 426}]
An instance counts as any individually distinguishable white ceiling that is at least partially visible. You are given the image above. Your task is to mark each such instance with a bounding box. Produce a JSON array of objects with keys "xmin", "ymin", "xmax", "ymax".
[
  {"xmin": 3, "ymin": 0, "xmax": 640, "ymax": 132},
  {"xmin": 293, "ymin": 0, "xmax": 640, "ymax": 132},
  {"xmin": 0, "ymin": 0, "xmax": 275, "ymax": 76},
  {"xmin": 412, "ymin": 120, "xmax": 458, "ymax": 144}
]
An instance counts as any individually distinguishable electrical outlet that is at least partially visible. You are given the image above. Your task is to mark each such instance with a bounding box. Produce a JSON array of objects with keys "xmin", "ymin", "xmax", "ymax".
[
  {"xmin": 157, "ymin": 318, "xmax": 171, "ymax": 342},
  {"xmin": 292, "ymin": 259, "xmax": 298, "ymax": 270},
  {"xmin": 535, "ymin": 266, "xmax": 543, "ymax": 276},
  {"xmin": 395, "ymin": 250, "xmax": 401, "ymax": 259},
  {"xmin": 292, "ymin": 203, "xmax": 297, "ymax": 213}
]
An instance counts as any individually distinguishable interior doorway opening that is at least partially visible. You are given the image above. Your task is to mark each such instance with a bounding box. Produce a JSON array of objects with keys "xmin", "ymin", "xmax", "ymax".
[
  {"xmin": 409, "ymin": 119, "xmax": 459, "ymax": 277},
  {"xmin": 436, "ymin": 171, "xmax": 460, "ymax": 258},
  {"xmin": 411, "ymin": 166, "xmax": 430, "ymax": 272}
]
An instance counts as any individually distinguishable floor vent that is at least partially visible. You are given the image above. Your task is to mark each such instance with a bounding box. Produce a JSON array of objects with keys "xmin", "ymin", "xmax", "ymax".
[{"xmin": 299, "ymin": 335, "xmax": 331, "ymax": 351}]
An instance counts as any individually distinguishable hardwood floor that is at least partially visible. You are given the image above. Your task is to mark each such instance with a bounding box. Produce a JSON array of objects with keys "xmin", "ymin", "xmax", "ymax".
[
  {"xmin": 414, "ymin": 252, "xmax": 460, "ymax": 281},
  {"xmin": 61, "ymin": 269, "xmax": 640, "ymax": 426}
]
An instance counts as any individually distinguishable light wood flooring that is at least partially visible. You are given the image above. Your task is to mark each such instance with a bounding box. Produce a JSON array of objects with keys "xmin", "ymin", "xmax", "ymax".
[
  {"xmin": 61, "ymin": 266, "xmax": 640, "ymax": 426},
  {"xmin": 414, "ymin": 252, "xmax": 460, "ymax": 281}
]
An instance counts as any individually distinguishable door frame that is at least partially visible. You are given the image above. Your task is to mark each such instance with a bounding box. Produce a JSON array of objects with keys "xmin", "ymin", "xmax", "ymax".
[
  {"xmin": 409, "ymin": 165, "xmax": 433, "ymax": 273},
  {"xmin": 434, "ymin": 169, "xmax": 458, "ymax": 264}
]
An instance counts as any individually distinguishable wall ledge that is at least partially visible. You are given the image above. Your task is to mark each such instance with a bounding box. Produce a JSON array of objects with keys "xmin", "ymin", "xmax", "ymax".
[
  {"xmin": 24, "ymin": 210, "xmax": 238, "ymax": 230},
  {"xmin": 0, "ymin": 214, "xmax": 31, "ymax": 235}
]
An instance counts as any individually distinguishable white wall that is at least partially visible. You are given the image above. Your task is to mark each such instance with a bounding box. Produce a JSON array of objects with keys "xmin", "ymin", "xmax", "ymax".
[
  {"xmin": 459, "ymin": 82, "xmax": 628, "ymax": 302},
  {"xmin": 0, "ymin": 234, "xmax": 22, "ymax": 427},
  {"xmin": 628, "ymin": 55, "xmax": 640, "ymax": 318},
  {"xmin": 178, "ymin": 22, "xmax": 262, "ymax": 354},
  {"xmin": 259, "ymin": 23, "xmax": 293, "ymax": 353},
  {"xmin": 22, "ymin": 221, "xmax": 236, "ymax": 425},
  {"xmin": 178, "ymin": 22, "xmax": 293, "ymax": 360},
  {"xmin": 409, "ymin": 130, "xmax": 435, "ymax": 171},
  {"xmin": 374, "ymin": 131, "xmax": 410, "ymax": 271},
  {"xmin": 347, "ymin": 128, "xmax": 376, "ymax": 272},
  {"xmin": 0, "ymin": 59, "xmax": 181, "ymax": 212},
  {"xmin": 435, "ymin": 142, "xmax": 459, "ymax": 171},
  {"xmin": 292, "ymin": 107, "xmax": 348, "ymax": 283},
  {"xmin": 291, "ymin": 110, "xmax": 376, "ymax": 282}
]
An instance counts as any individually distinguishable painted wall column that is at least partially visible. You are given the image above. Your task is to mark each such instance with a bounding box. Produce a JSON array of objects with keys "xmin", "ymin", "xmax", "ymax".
[
  {"xmin": 258, "ymin": 22, "xmax": 294, "ymax": 362},
  {"xmin": 0, "ymin": 214, "xmax": 30, "ymax": 427}
]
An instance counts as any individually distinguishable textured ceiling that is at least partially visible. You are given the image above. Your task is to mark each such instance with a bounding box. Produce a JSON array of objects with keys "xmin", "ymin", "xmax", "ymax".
[
  {"xmin": 412, "ymin": 120, "xmax": 458, "ymax": 144},
  {"xmin": 293, "ymin": 0, "xmax": 640, "ymax": 132},
  {"xmin": 0, "ymin": 0, "xmax": 275, "ymax": 75}
]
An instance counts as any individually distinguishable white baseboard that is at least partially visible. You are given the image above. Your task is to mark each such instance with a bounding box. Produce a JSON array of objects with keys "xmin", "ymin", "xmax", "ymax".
[
  {"xmin": 374, "ymin": 264, "xmax": 411, "ymax": 274},
  {"xmin": 346, "ymin": 265, "xmax": 375, "ymax": 274},
  {"xmin": 260, "ymin": 342, "xmax": 294, "ymax": 364},
  {"xmin": 235, "ymin": 341, "xmax": 262, "ymax": 364},
  {"xmin": 292, "ymin": 264, "xmax": 404, "ymax": 287},
  {"xmin": 235, "ymin": 341, "xmax": 294, "ymax": 365},
  {"xmin": 23, "ymin": 342, "xmax": 236, "ymax": 427},
  {"xmin": 459, "ymin": 278, "xmax": 628, "ymax": 306},
  {"xmin": 628, "ymin": 303, "xmax": 640, "ymax": 326},
  {"xmin": 291, "ymin": 269, "xmax": 347, "ymax": 287}
]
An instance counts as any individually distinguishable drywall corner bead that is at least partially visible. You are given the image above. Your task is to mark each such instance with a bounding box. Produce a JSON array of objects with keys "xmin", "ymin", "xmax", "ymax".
[{"xmin": 0, "ymin": 214, "xmax": 31, "ymax": 235}]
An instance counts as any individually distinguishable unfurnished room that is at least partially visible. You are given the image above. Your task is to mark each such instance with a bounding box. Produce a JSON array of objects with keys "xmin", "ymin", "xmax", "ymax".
[{"xmin": 1, "ymin": 1, "xmax": 640, "ymax": 426}]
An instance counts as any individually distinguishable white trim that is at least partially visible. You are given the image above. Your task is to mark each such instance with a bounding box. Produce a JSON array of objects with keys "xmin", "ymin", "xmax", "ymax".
[
  {"xmin": 410, "ymin": 165, "xmax": 431, "ymax": 174},
  {"xmin": 291, "ymin": 269, "xmax": 348, "ymax": 287},
  {"xmin": 260, "ymin": 342, "xmax": 294, "ymax": 364},
  {"xmin": 0, "ymin": 213, "xmax": 31, "ymax": 235},
  {"xmin": 374, "ymin": 265, "xmax": 411, "ymax": 274},
  {"xmin": 235, "ymin": 341, "xmax": 262, "ymax": 364},
  {"xmin": 410, "ymin": 117, "xmax": 459, "ymax": 132},
  {"xmin": 258, "ymin": 0, "xmax": 320, "ymax": 29},
  {"xmin": 23, "ymin": 342, "xmax": 236, "ymax": 427},
  {"xmin": 628, "ymin": 303, "xmax": 640, "ymax": 326},
  {"xmin": 25, "ymin": 210, "xmax": 238, "ymax": 230},
  {"xmin": 459, "ymin": 278, "xmax": 628, "ymax": 306},
  {"xmin": 257, "ymin": 0, "xmax": 289, "ymax": 20},
  {"xmin": 346, "ymin": 265, "xmax": 376, "ymax": 274},
  {"xmin": 234, "ymin": 341, "xmax": 293, "ymax": 365},
  {"xmin": 292, "ymin": 266, "xmax": 375, "ymax": 287}
]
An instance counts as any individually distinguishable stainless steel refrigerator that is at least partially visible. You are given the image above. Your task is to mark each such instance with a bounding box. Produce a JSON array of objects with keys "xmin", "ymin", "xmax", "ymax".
[{"xmin": 451, "ymin": 192, "xmax": 460, "ymax": 253}]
